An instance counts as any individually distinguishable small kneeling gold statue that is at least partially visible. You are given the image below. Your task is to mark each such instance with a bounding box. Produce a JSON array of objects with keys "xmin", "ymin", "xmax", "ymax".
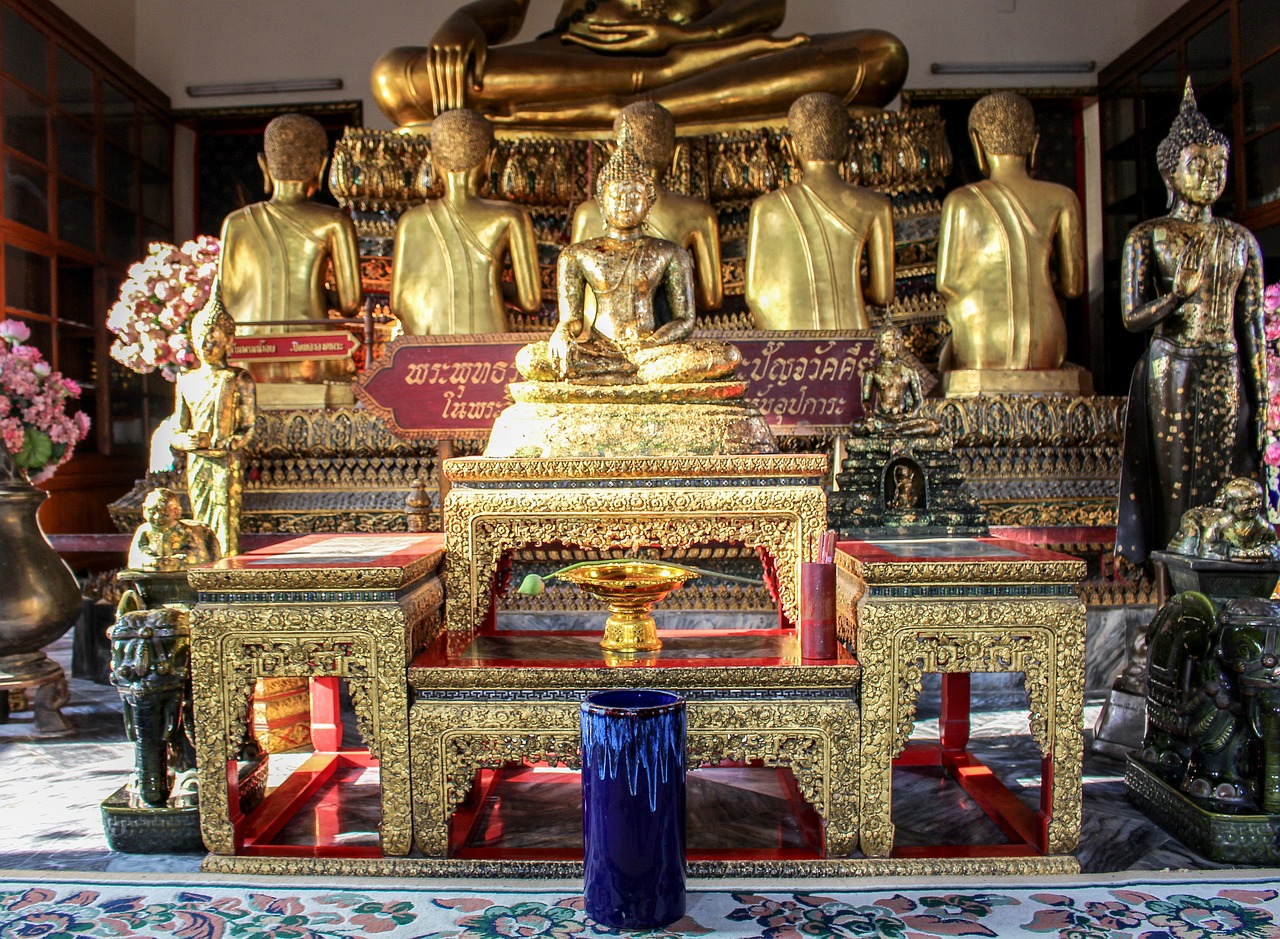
[
  {"xmin": 516, "ymin": 117, "xmax": 739, "ymax": 385},
  {"xmin": 128, "ymin": 487, "xmax": 221, "ymax": 572}
]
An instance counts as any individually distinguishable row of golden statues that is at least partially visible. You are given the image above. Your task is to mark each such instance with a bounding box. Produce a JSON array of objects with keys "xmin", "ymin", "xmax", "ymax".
[
  {"xmin": 156, "ymin": 0, "xmax": 1265, "ymax": 584},
  {"xmin": 219, "ymin": 93, "xmax": 1083, "ymax": 367}
]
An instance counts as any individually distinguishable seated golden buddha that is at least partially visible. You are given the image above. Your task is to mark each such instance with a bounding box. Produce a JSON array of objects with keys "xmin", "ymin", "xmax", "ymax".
[
  {"xmin": 372, "ymin": 0, "xmax": 909, "ymax": 130},
  {"xmin": 516, "ymin": 118, "xmax": 739, "ymax": 385}
]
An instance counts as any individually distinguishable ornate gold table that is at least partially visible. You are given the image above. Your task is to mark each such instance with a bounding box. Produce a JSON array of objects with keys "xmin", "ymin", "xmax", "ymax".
[
  {"xmin": 836, "ymin": 536, "xmax": 1086, "ymax": 868},
  {"xmin": 443, "ymin": 455, "xmax": 829, "ymax": 636},
  {"xmin": 408, "ymin": 631, "xmax": 860, "ymax": 866},
  {"xmin": 188, "ymin": 532, "xmax": 445, "ymax": 858}
]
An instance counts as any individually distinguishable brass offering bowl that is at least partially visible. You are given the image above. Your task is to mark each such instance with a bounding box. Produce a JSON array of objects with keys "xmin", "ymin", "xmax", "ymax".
[{"xmin": 557, "ymin": 560, "xmax": 700, "ymax": 654}]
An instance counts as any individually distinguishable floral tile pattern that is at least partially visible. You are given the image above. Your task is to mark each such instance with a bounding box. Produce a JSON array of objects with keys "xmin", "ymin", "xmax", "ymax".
[{"xmin": 0, "ymin": 874, "xmax": 1277, "ymax": 939}]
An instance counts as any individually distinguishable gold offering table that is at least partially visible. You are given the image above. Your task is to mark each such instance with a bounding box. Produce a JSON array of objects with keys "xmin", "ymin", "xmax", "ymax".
[
  {"xmin": 409, "ymin": 631, "xmax": 861, "ymax": 866},
  {"xmin": 188, "ymin": 532, "xmax": 445, "ymax": 858},
  {"xmin": 442, "ymin": 455, "xmax": 830, "ymax": 635},
  {"xmin": 836, "ymin": 536, "xmax": 1087, "ymax": 867}
]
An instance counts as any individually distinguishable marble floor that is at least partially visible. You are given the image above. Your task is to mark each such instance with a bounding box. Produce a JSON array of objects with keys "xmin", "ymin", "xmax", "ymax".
[{"xmin": 0, "ymin": 633, "xmax": 1242, "ymax": 876}]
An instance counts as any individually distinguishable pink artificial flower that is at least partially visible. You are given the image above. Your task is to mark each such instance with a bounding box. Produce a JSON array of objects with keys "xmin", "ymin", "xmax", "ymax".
[
  {"xmin": 1265, "ymin": 440, "xmax": 1280, "ymax": 467},
  {"xmin": 0, "ymin": 319, "xmax": 31, "ymax": 344},
  {"xmin": 1265, "ymin": 282, "xmax": 1280, "ymax": 313}
]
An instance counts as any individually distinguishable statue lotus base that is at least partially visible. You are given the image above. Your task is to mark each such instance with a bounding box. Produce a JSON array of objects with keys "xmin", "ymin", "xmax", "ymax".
[
  {"xmin": 101, "ymin": 757, "xmax": 269, "ymax": 854},
  {"xmin": 483, "ymin": 381, "xmax": 776, "ymax": 459},
  {"xmin": 941, "ymin": 366, "xmax": 1093, "ymax": 397},
  {"xmin": 100, "ymin": 784, "xmax": 202, "ymax": 854},
  {"xmin": 1126, "ymin": 756, "xmax": 1280, "ymax": 864}
]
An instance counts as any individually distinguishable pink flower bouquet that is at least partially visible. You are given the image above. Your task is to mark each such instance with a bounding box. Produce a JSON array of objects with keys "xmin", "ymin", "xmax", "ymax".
[
  {"xmin": 0, "ymin": 319, "xmax": 91, "ymax": 483},
  {"xmin": 1264, "ymin": 282, "xmax": 1280, "ymax": 468},
  {"xmin": 107, "ymin": 237, "xmax": 220, "ymax": 381}
]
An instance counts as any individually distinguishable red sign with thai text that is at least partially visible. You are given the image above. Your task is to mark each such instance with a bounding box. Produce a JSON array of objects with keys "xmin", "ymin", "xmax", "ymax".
[
  {"xmin": 230, "ymin": 331, "xmax": 359, "ymax": 363},
  {"xmin": 356, "ymin": 331, "xmax": 927, "ymax": 440}
]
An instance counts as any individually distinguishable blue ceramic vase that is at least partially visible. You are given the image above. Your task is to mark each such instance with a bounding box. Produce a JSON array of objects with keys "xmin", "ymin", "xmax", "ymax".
[{"xmin": 580, "ymin": 689, "xmax": 686, "ymax": 930}]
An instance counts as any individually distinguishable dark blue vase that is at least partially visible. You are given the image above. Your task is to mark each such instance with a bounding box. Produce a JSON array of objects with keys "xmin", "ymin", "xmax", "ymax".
[{"xmin": 580, "ymin": 689, "xmax": 686, "ymax": 930}]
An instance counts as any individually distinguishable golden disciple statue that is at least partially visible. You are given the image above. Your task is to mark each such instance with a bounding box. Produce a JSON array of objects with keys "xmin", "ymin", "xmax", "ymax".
[
  {"xmin": 172, "ymin": 291, "xmax": 256, "ymax": 557},
  {"xmin": 516, "ymin": 118, "xmax": 739, "ymax": 384},
  {"xmin": 746, "ymin": 92, "xmax": 895, "ymax": 331},
  {"xmin": 572, "ymin": 102, "xmax": 722, "ymax": 312},
  {"xmin": 371, "ymin": 0, "xmax": 908, "ymax": 130},
  {"xmin": 127, "ymin": 487, "xmax": 221, "ymax": 572},
  {"xmin": 935, "ymin": 92, "xmax": 1085, "ymax": 381},
  {"xmin": 1116, "ymin": 81, "xmax": 1267, "ymax": 566},
  {"xmin": 219, "ymin": 113, "xmax": 363, "ymax": 382},
  {"xmin": 391, "ymin": 108, "xmax": 541, "ymax": 335}
]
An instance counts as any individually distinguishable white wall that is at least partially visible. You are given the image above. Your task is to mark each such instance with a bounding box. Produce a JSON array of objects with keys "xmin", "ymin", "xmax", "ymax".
[
  {"xmin": 50, "ymin": 0, "xmax": 135, "ymax": 66},
  {"xmin": 116, "ymin": 0, "xmax": 1189, "ymax": 129}
]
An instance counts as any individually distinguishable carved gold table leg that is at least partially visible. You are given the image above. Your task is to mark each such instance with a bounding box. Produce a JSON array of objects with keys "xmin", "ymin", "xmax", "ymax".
[{"xmin": 838, "ymin": 538, "xmax": 1086, "ymax": 862}]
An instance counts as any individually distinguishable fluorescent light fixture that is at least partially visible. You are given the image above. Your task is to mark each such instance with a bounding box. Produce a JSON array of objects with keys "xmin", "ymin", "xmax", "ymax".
[
  {"xmin": 186, "ymin": 78, "xmax": 344, "ymax": 98},
  {"xmin": 931, "ymin": 61, "xmax": 1096, "ymax": 75}
]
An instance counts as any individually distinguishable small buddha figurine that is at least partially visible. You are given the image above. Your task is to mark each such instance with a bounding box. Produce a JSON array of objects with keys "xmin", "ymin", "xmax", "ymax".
[
  {"xmin": 936, "ymin": 92, "xmax": 1084, "ymax": 374},
  {"xmin": 391, "ymin": 108, "xmax": 541, "ymax": 335},
  {"xmin": 372, "ymin": 0, "xmax": 908, "ymax": 130},
  {"xmin": 1167, "ymin": 477, "xmax": 1279, "ymax": 562},
  {"xmin": 1116, "ymin": 81, "xmax": 1267, "ymax": 566},
  {"xmin": 172, "ymin": 289, "xmax": 256, "ymax": 557},
  {"xmin": 572, "ymin": 101, "xmax": 722, "ymax": 312},
  {"xmin": 852, "ymin": 326, "xmax": 939, "ymax": 436},
  {"xmin": 219, "ymin": 113, "xmax": 363, "ymax": 382},
  {"xmin": 515, "ymin": 117, "xmax": 739, "ymax": 384},
  {"xmin": 746, "ymin": 92, "xmax": 895, "ymax": 331},
  {"xmin": 127, "ymin": 487, "xmax": 221, "ymax": 572}
]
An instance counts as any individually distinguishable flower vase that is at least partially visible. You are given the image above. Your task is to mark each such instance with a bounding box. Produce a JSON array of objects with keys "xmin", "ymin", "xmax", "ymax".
[
  {"xmin": 580, "ymin": 689, "xmax": 686, "ymax": 930},
  {"xmin": 0, "ymin": 474, "xmax": 82, "ymax": 733}
]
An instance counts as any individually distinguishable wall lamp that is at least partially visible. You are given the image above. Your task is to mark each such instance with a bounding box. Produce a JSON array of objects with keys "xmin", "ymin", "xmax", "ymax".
[
  {"xmin": 186, "ymin": 78, "xmax": 344, "ymax": 98},
  {"xmin": 931, "ymin": 61, "xmax": 1096, "ymax": 75}
]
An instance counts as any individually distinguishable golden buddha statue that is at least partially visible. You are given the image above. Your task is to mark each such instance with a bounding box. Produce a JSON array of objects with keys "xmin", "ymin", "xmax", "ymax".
[
  {"xmin": 127, "ymin": 487, "xmax": 221, "ymax": 572},
  {"xmin": 936, "ymin": 92, "xmax": 1085, "ymax": 394},
  {"xmin": 852, "ymin": 326, "xmax": 939, "ymax": 437},
  {"xmin": 1116, "ymin": 81, "xmax": 1267, "ymax": 566},
  {"xmin": 572, "ymin": 102, "xmax": 722, "ymax": 313},
  {"xmin": 172, "ymin": 290, "xmax": 256, "ymax": 557},
  {"xmin": 391, "ymin": 109, "xmax": 541, "ymax": 335},
  {"xmin": 219, "ymin": 113, "xmax": 363, "ymax": 384},
  {"xmin": 746, "ymin": 92, "xmax": 895, "ymax": 331},
  {"xmin": 516, "ymin": 118, "xmax": 739, "ymax": 384},
  {"xmin": 371, "ymin": 0, "xmax": 908, "ymax": 130}
]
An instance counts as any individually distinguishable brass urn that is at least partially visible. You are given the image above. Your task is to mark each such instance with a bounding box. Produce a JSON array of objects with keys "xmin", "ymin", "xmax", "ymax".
[{"xmin": 0, "ymin": 450, "xmax": 81, "ymax": 728}]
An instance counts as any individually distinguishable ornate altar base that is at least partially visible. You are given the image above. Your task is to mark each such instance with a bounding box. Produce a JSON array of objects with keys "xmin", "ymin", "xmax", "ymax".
[
  {"xmin": 483, "ymin": 381, "xmax": 776, "ymax": 459},
  {"xmin": 442, "ymin": 454, "xmax": 829, "ymax": 635}
]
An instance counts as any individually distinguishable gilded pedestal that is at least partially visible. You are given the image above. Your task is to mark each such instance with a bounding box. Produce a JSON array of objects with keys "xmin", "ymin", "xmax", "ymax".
[
  {"xmin": 188, "ymin": 533, "xmax": 445, "ymax": 857},
  {"xmin": 837, "ymin": 537, "xmax": 1086, "ymax": 867},
  {"xmin": 408, "ymin": 632, "xmax": 860, "ymax": 861},
  {"xmin": 443, "ymin": 455, "xmax": 829, "ymax": 637}
]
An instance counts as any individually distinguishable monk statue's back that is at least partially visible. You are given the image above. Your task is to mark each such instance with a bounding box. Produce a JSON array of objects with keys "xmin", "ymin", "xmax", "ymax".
[
  {"xmin": 372, "ymin": 0, "xmax": 907, "ymax": 130},
  {"xmin": 391, "ymin": 108, "xmax": 541, "ymax": 335},
  {"xmin": 746, "ymin": 92, "xmax": 895, "ymax": 331},
  {"xmin": 218, "ymin": 114, "xmax": 363, "ymax": 383},
  {"xmin": 936, "ymin": 93, "xmax": 1085, "ymax": 390}
]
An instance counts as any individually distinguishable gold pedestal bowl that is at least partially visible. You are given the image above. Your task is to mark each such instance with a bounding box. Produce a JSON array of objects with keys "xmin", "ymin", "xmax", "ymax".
[{"xmin": 557, "ymin": 560, "xmax": 700, "ymax": 654}]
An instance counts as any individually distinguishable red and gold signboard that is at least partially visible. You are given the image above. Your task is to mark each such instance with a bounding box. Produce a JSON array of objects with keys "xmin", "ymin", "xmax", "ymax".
[
  {"xmin": 356, "ymin": 331, "xmax": 928, "ymax": 440},
  {"xmin": 230, "ymin": 331, "xmax": 360, "ymax": 363}
]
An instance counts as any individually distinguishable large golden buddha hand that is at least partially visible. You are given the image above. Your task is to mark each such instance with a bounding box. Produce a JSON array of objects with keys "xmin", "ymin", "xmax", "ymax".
[{"xmin": 425, "ymin": 14, "xmax": 489, "ymax": 113}]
